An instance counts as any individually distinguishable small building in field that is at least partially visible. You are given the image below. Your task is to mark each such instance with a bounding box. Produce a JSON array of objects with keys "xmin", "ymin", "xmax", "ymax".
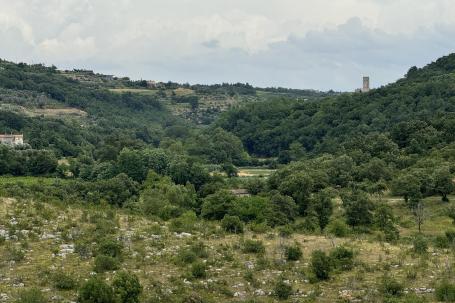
[
  {"xmin": 230, "ymin": 188, "xmax": 250, "ymax": 198},
  {"xmin": 0, "ymin": 134, "xmax": 24, "ymax": 146}
]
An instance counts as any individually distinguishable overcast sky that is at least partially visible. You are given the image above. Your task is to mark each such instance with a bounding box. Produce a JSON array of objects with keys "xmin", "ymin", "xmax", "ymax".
[{"xmin": 1, "ymin": 0, "xmax": 455, "ymax": 91}]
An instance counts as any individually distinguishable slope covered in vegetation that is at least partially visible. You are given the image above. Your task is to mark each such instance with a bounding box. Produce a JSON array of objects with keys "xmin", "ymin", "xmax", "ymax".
[
  {"xmin": 0, "ymin": 54, "xmax": 454, "ymax": 302},
  {"xmin": 217, "ymin": 54, "xmax": 455, "ymax": 158}
]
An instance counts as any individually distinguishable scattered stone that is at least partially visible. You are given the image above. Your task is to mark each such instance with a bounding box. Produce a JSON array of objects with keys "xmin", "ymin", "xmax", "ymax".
[
  {"xmin": 174, "ymin": 232, "xmax": 192, "ymax": 238},
  {"xmin": 0, "ymin": 293, "xmax": 8, "ymax": 302},
  {"xmin": 245, "ymin": 261, "xmax": 254, "ymax": 270},
  {"xmin": 233, "ymin": 291, "xmax": 246, "ymax": 298},
  {"xmin": 254, "ymin": 289, "xmax": 266, "ymax": 296}
]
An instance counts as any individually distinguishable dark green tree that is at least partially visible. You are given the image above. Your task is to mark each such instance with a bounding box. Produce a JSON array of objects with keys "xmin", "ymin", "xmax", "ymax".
[
  {"xmin": 112, "ymin": 271, "xmax": 143, "ymax": 303},
  {"xmin": 78, "ymin": 278, "xmax": 115, "ymax": 303}
]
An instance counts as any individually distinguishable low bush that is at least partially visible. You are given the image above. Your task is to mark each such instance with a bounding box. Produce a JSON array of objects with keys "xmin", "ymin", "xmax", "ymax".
[
  {"xmin": 311, "ymin": 250, "xmax": 331, "ymax": 281},
  {"xmin": 326, "ymin": 219, "xmax": 350, "ymax": 237},
  {"xmin": 52, "ymin": 271, "xmax": 77, "ymax": 290},
  {"xmin": 94, "ymin": 254, "xmax": 120, "ymax": 273},
  {"xmin": 97, "ymin": 238, "xmax": 123, "ymax": 259},
  {"xmin": 221, "ymin": 215, "xmax": 244, "ymax": 234},
  {"xmin": 285, "ymin": 244, "xmax": 302, "ymax": 261},
  {"xmin": 330, "ymin": 246, "xmax": 354, "ymax": 271},
  {"xmin": 274, "ymin": 278, "xmax": 293, "ymax": 300},
  {"xmin": 78, "ymin": 277, "xmax": 115, "ymax": 303},
  {"xmin": 191, "ymin": 262, "xmax": 207, "ymax": 279},
  {"xmin": 435, "ymin": 281, "xmax": 455, "ymax": 302},
  {"xmin": 15, "ymin": 288, "xmax": 47, "ymax": 303},
  {"xmin": 413, "ymin": 236, "xmax": 428, "ymax": 255},
  {"xmin": 177, "ymin": 249, "xmax": 197, "ymax": 265},
  {"xmin": 380, "ymin": 276, "xmax": 403, "ymax": 297},
  {"xmin": 112, "ymin": 271, "xmax": 143, "ymax": 303},
  {"xmin": 242, "ymin": 240, "xmax": 265, "ymax": 254}
]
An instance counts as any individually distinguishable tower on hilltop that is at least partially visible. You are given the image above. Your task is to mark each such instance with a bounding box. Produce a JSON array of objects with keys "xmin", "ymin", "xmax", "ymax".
[{"xmin": 362, "ymin": 76, "xmax": 370, "ymax": 93}]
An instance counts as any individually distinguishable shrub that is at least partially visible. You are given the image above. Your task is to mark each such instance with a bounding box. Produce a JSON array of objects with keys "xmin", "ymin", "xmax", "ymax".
[
  {"xmin": 274, "ymin": 278, "xmax": 293, "ymax": 300},
  {"xmin": 311, "ymin": 250, "xmax": 331, "ymax": 281},
  {"xmin": 177, "ymin": 249, "xmax": 197, "ymax": 265},
  {"xmin": 446, "ymin": 230, "xmax": 455, "ymax": 244},
  {"xmin": 380, "ymin": 276, "xmax": 403, "ymax": 297},
  {"xmin": 413, "ymin": 236, "xmax": 428, "ymax": 255},
  {"xmin": 435, "ymin": 235, "xmax": 450, "ymax": 249},
  {"xmin": 221, "ymin": 215, "xmax": 244, "ymax": 234},
  {"xmin": 78, "ymin": 277, "xmax": 115, "ymax": 303},
  {"xmin": 242, "ymin": 240, "xmax": 265, "ymax": 254},
  {"xmin": 330, "ymin": 246, "xmax": 354, "ymax": 271},
  {"xmin": 112, "ymin": 271, "xmax": 143, "ymax": 303},
  {"xmin": 383, "ymin": 224, "xmax": 400, "ymax": 242},
  {"xmin": 285, "ymin": 244, "xmax": 302, "ymax": 261},
  {"xmin": 435, "ymin": 281, "xmax": 455, "ymax": 302},
  {"xmin": 8, "ymin": 246, "xmax": 25, "ymax": 262},
  {"xmin": 53, "ymin": 271, "xmax": 77, "ymax": 290},
  {"xmin": 326, "ymin": 219, "xmax": 350, "ymax": 237},
  {"xmin": 15, "ymin": 288, "xmax": 46, "ymax": 303},
  {"xmin": 94, "ymin": 254, "xmax": 120, "ymax": 273},
  {"xmin": 191, "ymin": 262, "xmax": 207, "ymax": 279},
  {"xmin": 97, "ymin": 238, "xmax": 123, "ymax": 259},
  {"xmin": 190, "ymin": 241, "xmax": 209, "ymax": 258}
]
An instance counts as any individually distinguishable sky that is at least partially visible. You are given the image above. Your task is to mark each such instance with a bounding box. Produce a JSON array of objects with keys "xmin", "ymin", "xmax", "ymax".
[{"xmin": 1, "ymin": 0, "xmax": 455, "ymax": 91}]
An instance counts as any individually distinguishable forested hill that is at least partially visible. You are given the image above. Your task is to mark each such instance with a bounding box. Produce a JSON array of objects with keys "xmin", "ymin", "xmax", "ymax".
[
  {"xmin": 0, "ymin": 60, "xmax": 182, "ymax": 157},
  {"xmin": 217, "ymin": 53, "xmax": 455, "ymax": 159}
]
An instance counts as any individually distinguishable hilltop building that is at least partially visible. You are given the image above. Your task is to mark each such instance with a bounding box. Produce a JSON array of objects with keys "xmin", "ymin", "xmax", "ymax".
[
  {"xmin": 0, "ymin": 134, "xmax": 24, "ymax": 146},
  {"xmin": 355, "ymin": 76, "xmax": 370, "ymax": 93},
  {"xmin": 362, "ymin": 76, "xmax": 370, "ymax": 92}
]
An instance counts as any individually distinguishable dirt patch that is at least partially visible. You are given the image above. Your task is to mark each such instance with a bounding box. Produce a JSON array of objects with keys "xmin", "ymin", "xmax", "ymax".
[{"xmin": 31, "ymin": 108, "xmax": 87, "ymax": 117}]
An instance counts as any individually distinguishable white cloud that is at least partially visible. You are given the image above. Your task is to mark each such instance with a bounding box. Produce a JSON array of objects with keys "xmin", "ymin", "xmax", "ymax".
[{"xmin": 0, "ymin": 0, "xmax": 454, "ymax": 90}]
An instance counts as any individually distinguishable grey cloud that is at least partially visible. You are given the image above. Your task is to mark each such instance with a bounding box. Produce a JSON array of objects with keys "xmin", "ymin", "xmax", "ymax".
[
  {"xmin": 202, "ymin": 39, "xmax": 220, "ymax": 49},
  {"xmin": 0, "ymin": 1, "xmax": 455, "ymax": 91}
]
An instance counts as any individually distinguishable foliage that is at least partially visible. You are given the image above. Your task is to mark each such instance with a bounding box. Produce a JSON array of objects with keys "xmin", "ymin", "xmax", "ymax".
[
  {"xmin": 78, "ymin": 278, "xmax": 115, "ymax": 303},
  {"xmin": 413, "ymin": 235, "xmax": 428, "ymax": 255},
  {"xmin": 52, "ymin": 271, "xmax": 77, "ymax": 290},
  {"xmin": 221, "ymin": 215, "xmax": 244, "ymax": 234},
  {"xmin": 285, "ymin": 244, "xmax": 302, "ymax": 261},
  {"xmin": 242, "ymin": 240, "xmax": 265, "ymax": 254},
  {"xmin": 15, "ymin": 288, "xmax": 47, "ymax": 303},
  {"xmin": 191, "ymin": 262, "xmax": 207, "ymax": 279},
  {"xmin": 274, "ymin": 278, "xmax": 293, "ymax": 300},
  {"xmin": 341, "ymin": 190, "xmax": 374, "ymax": 227},
  {"xmin": 435, "ymin": 281, "xmax": 455, "ymax": 302},
  {"xmin": 329, "ymin": 246, "xmax": 354, "ymax": 271},
  {"xmin": 380, "ymin": 276, "xmax": 404, "ymax": 297},
  {"xmin": 112, "ymin": 271, "xmax": 143, "ymax": 303},
  {"xmin": 311, "ymin": 250, "xmax": 332, "ymax": 281},
  {"xmin": 94, "ymin": 254, "xmax": 120, "ymax": 273}
]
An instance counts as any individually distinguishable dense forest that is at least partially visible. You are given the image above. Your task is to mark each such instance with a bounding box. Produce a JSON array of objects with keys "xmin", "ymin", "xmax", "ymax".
[{"xmin": 0, "ymin": 54, "xmax": 455, "ymax": 302}]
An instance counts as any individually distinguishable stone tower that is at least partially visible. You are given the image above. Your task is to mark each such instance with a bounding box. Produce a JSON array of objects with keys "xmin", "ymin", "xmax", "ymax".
[{"xmin": 362, "ymin": 76, "xmax": 370, "ymax": 92}]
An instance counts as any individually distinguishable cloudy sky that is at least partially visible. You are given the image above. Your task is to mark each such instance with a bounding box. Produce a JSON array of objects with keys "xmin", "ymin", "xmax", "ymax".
[{"xmin": 1, "ymin": 0, "xmax": 455, "ymax": 91}]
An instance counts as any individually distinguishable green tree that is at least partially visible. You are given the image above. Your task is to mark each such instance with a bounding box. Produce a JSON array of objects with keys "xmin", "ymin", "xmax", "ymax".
[
  {"xmin": 112, "ymin": 271, "xmax": 143, "ymax": 303},
  {"xmin": 311, "ymin": 250, "xmax": 332, "ymax": 281},
  {"xmin": 201, "ymin": 190, "xmax": 236, "ymax": 220},
  {"xmin": 116, "ymin": 148, "xmax": 147, "ymax": 182},
  {"xmin": 433, "ymin": 167, "xmax": 454, "ymax": 202},
  {"xmin": 310, "ymin": 190, "xmax": 333, "ymax": 230},
  {"xmin": 278, "ymin": 172, "xmax": 313, "ymax": 215},
  {"xmin": 267, "ymin": 193, "xmax": 298, "ymax": 227},
  {"xmin": 342, "ymin": 191, "xmax": 374, "ymax": 227},
  {"xmin": 221, "ymin": 215, "xmax": 244, "ymax": 233},
  {"xmin": 78, "ymin": 278, "xmax": 115, "ymax": 303}
]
